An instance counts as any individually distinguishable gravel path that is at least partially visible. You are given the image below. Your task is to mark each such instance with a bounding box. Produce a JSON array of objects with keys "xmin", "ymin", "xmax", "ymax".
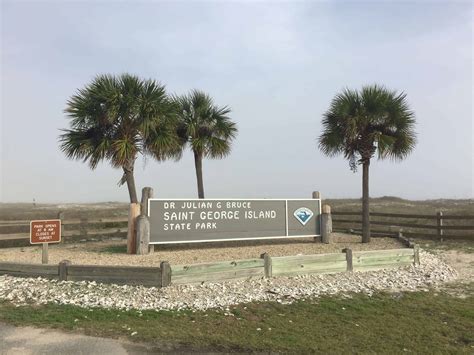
[
  {"xmin": 0, "ymin": 234, "xmax": 404, "ymax": 266},
  {"xmin": 0, "ymin": 251, "xmax": 457, "ymax": 311}
]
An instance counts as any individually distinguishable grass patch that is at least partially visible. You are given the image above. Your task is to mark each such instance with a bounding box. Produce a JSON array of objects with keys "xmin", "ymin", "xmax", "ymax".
[{"xmin": 1, "ymin": 287, "xmax": 473, "ymax": 353}]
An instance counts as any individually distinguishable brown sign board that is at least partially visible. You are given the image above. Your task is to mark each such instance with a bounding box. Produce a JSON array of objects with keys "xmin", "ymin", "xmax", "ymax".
[
  {"xmin": 30, "ymin": 219, "xmax": 61, "ymax": 244},
  {"xmin": 148, "ymin": 199, "xmax": 321, "ymax": 244}
]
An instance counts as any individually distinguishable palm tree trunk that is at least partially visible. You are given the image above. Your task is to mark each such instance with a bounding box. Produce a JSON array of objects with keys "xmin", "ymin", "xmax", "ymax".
[
  {"xmin": 362, "ymin": 160, "xmax": 371, "ymax": 243},
  {"xmin": 123, "ymin": 164, "xmax": 138, "ymax": 203},
  {"xmin": 193, "ymin": 151, "xmax": 205, "ymax": 199}
]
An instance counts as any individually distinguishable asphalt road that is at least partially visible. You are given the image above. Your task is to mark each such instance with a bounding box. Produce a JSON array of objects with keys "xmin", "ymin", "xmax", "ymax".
[{"xmin": 0, "ymin": 322, "xmax": 160, "ymax": 355}]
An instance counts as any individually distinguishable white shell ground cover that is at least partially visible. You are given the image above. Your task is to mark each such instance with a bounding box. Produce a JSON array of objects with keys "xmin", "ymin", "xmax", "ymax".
[{"xmin": 0, "ymin": 251, "xmax": 457, "ymax": 311}]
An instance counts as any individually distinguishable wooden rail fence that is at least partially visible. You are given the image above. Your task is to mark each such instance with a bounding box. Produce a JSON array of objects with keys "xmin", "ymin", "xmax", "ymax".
[
  {"xmin": 0, "ymin": 216, "xmax": 129, "ymax": 247},
  {"xmin": 332, "ymin": 211, "xmax": 474, "ymax": 240},
  {"xmin": 0, "ymin": 247, "xmax": 418, "ymax": 287}
]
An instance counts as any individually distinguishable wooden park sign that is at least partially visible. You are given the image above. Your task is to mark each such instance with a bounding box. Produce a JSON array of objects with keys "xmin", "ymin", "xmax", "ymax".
[
  {"xmin": 147, "ymin": 199, "xmax": 321, "ymax": 244},
  {"xmin": 30, "ymin": 219, "xmax": 61, "ymax": 244},
  {"xmin": 30, "ymin": 219, "xmax": 61, "ymax": 264}
]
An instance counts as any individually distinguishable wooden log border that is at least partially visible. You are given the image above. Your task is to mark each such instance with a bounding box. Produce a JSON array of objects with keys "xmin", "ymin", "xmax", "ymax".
[
  {"xmin": 67, "ymin": 264, "xmax": 161, "ymax": 287},
  {"xmin": 352, "ymin": 248, "xmax": 415, "ymax": 271},
  {"xmin": 0, "ymin": 247, "xmax": 419, "ymax": 287},
  {"xmin": 0, "ymin": 262, "xmax": 58, "ymax": 278},
  {"xmin": 272, "ymin": 253, "xmax": 347, "ymax": 276},
  {"xmin": 171, "ymin": 258, "xmax": 265, "ymax": 285}
]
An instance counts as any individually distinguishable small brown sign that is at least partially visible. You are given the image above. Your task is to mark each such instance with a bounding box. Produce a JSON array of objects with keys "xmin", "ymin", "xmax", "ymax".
[{"xmin": 30, "ymin": 219, "xmax": 61, "ymax": 244}]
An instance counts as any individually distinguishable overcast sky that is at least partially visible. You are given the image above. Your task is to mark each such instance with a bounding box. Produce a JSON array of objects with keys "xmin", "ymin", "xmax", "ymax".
[{"xmin": 1, "ymin": 0, "xmax": 472, "ymax": 203}]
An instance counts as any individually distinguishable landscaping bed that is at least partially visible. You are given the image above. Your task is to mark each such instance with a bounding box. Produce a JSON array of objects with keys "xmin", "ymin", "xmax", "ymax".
[
  {"xmin": 0, "ymin": 233, "xmax": 404, "ymax": 266},
  {"xmin": 0, "ymin": 251, "xmax": 456, "ymax": 311}
]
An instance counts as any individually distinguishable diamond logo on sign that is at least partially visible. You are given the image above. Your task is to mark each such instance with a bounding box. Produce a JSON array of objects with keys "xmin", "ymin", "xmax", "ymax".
[{"xmin": 293, "ymin": 207, "xmax": 314, "ymax": 226}]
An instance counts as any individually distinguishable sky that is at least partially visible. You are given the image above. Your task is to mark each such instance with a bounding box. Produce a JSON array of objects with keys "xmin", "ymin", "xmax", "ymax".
[{"xmin": 1, "ymin": 0, "xmax": 473, "ymax": 203}]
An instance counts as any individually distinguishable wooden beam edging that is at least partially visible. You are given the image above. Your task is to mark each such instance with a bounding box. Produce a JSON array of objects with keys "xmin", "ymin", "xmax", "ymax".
[
  {"xmin": 59, "ymin": 260, "xmax": 71, "ymax": 281},
  {"xmin": 170, "ymin": 258, "xmax": 264, "ymax": 285},
  {"xmin": 261, "ymin": 252, "xmax": 272, "ymax": 278},
  {"xmin": 271, "ymin": 253, "xmax": 347, "ymax": 277},
  {"xmin": 342, "ymin": 248, "xmax": 353, "ymax": 272},
  {"xmin": 413, "ymin": 244, "xmax": 420, "ymax": 266},
  {"xmin": 0, "ymin": 262, "xmax": 59, "ymax": 278},
  {"xmin": 160, "ymin": 261, "xmax": 171, "ymax": 287},
  {"xmin": 351, "ymin": 248, "xmax": 417, "ymax": 271},
  {"xmin": 0, "ymin": 247, "xmax": 420, "ymax": 287}
]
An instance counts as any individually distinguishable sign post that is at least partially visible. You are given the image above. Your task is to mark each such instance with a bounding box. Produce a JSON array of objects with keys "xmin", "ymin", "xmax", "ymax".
[
  {"xmin": 30, "ymin": 219, "xmax": 62, "ymax": 264},
  {"xmin": 148, "ymin": 199, "xmax": 321, "ymax": 245},
  {"xmin": 42, "ymin": 243, "xmax": 48, "ymax": 264}
]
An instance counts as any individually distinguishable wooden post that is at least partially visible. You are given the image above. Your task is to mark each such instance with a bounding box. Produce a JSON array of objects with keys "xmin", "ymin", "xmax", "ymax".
[
  {"xmin": 136, "ymin": 215, "xmax": 150, "ymax": 255},
  {"xmin": 343, "ymin": 248, "xmax": 353, "ymax": 272},
  {"xmin": 80, "ymin": 217, "xmax": 88, "ymax": 237},
  {"xmin": 41, "ymin": 243, "xmax": 48, "ymax": 264},
  {"xmin": 127, "ymin": 203, "xmax": 141, "ymax": 254},
  {"xmin": 397, "ymin": 229, "xmax": 412, "ymax": 247},
  {"xmin": 312, "ymin": 191, "xmax": 320, "ymax": 242},
  {"xmin": 140, "ymin": 187, "xmax": 154, "ymax": 217},
  {"xmin": 58, "ymin": 211, "xmax": 64, "ymax": 243},
  {"xmin": 389, "ymin": 225, "xmax": 397, "ymax": 237},
  {"xmin": 59, "ymin": 260, "xmax": 71, "ymax": 281},
  {"xmin": 321, "ymin": 204, "xmax": 332, "ymax": 244},
  {"xmin": 160, "ymin": 261, "xmax": 171, "ymax": 287},
  {"xmin": 437, "ymin": 211, "xmax": 443, "ymax": 241},
  {"xmin": 261, "ymin": 253, "xmax": 272, "ymax": 278},
  {"xmin": 413, "ymin": 244, "xmax": 420, "ymax": 265},
  {"xmin": 140, "ymin": 187, "xmax": 154, "ymax": 253}
]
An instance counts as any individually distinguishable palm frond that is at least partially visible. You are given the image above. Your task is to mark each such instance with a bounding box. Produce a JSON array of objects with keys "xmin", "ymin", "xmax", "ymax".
[
  {"xmin": 60, "ymin": 73, "xmax": 181, "ymax": 171},
  {"xmin": 319, "ymin": 84, "xmax": 416, "ymax": 167},
  {"xmin": 174, "ymin": 90, "xmax": 237, "ymax": 159}
]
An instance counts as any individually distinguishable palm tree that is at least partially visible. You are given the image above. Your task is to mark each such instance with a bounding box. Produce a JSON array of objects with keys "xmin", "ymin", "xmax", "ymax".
[
  {"xmin": 174, "ymin": 90, "xmax": 237, "ymax": 198},
  {"xmin": 318, "ymin": 84, "xmax": 416, "ymax": 243},
  {"xmin": 59, "ymin": 74, "xmax": 181, "ymax": 203}
]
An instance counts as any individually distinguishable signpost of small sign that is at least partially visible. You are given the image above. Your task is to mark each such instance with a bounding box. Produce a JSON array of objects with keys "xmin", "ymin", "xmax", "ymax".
[
  {"xmin": 30, "ymin": 219, "xmax": 62, "ymax": 264},
  {"xmin": 148, "ymin": 199, "xmax": 321, "ymax": 244}
]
